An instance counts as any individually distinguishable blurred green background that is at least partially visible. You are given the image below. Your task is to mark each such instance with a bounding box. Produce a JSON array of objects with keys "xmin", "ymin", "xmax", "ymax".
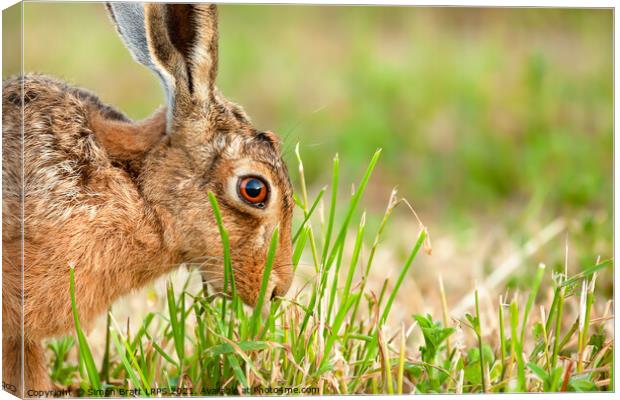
[{"xmin": 6, "ymin": 3, "xmax": 613, "ymax": 296}]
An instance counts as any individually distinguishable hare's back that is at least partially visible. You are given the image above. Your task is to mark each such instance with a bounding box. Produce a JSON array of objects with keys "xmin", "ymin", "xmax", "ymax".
[{"xmin": 2, "ymin": 75, "xmax": 138, "ymax": 237}]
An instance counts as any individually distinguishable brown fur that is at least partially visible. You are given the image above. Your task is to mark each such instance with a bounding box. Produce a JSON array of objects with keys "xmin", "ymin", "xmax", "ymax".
[{"xmin": 2, "ymin": 4, "xmax": 293, "ymax": 396}]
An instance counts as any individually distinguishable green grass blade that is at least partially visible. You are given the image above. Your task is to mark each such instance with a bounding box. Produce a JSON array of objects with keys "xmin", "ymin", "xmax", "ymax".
[
  {"xmin": 166, "ymin": 282, "xmax": 185, "ymax": 367},
  {"xmin": 520, "ymin": 263, "xmax": 546, "ymax": 345},
  {"xmin": 69, "ymin": 266, "xmax": 102, "ymax": 391},
  {"xmin": 510, "ymin": 300, "xmax": 525, "ymax": 391},
  {"xmin": 321, "ymin": 153, "xmax": 339, "ymax": 264},
  {"xmin": 324, "ymin": 149, "xmax": 381, "ymax": 271},
  {"xmin": 226, "ymin": 354, "xmax": 248, "ymax": 389},
  {"xmin": 292, "ymin": 226, "xmax": 309, "ymax": 271},
  {"xmin": 204, "ymin": 341, "xmax": 272, "ymax": 357},
  {"xmin": 110, "ymin": 329, "xmax": 148, "ymax": 395},
  {"xmin": 292, "ymin": 187, "xmax": 325, "ymax": 244},
  {"xmin": 560, "ymin": 259, "xmax": 611, "ymax": 288},
  {"xmin": 340, "ymin": 212, "xmax": 366, "ymax": 311},
  {"xmin": 475, "ymin": 289, "xmax": 487, "ymax": 393},
  {"xmin": 550, "ymin": 287, "xmax": 566, "ymax": 369},
  {"xmin": 207, "ymin": 191, "xmax": 236, "ymax": 322},
  {"xmin": 498, "ymin": 296, "xmax": 506, "ymax": 382},
  {"xmin": 380, "ymin": 228, "xmax": 426, "ymax": 325},
  {"xmin": 249, "ymin": 227, "xmax": 279, "ymax": 337},
  {"xmin": 349, "ymin": 188, "xmax": 398, "ymax": 326}
]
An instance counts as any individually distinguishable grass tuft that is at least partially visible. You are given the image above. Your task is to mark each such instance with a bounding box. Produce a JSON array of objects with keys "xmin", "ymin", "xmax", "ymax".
[{"xmin": 56, "ymin": 150, "xmax": 613, "ymax": 395}]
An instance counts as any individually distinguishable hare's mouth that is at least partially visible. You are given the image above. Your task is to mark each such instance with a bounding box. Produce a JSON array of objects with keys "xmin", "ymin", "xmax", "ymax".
[{"xmin": 192, "ymin": 255, "xmax": 290, "ymax": 308}]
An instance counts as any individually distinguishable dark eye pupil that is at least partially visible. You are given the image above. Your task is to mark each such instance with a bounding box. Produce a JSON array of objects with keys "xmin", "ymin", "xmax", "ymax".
[{"xmin": 244, "ymin": 179, "xmax": 263, "ymax": 199}]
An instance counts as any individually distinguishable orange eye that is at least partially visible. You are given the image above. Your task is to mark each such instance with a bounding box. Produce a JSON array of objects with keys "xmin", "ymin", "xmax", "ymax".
[{"xmin": 238, "ymin": 176, "xmax": 268, "ymax": 207}]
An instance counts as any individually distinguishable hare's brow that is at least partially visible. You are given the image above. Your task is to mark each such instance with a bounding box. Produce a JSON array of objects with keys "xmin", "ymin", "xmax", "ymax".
[{"xmin": 252, "ymin": 159, "xmax": 283, "ymax": 172}]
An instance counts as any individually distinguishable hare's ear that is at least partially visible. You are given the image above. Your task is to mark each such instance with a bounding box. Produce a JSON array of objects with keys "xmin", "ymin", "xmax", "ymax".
[{"xmin": 106, "ymin": 3, "xmax": 218, "ymax": 118}]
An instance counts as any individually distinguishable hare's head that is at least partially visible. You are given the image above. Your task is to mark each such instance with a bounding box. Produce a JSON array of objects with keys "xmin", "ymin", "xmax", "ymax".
[{"xmin": 107, "ymin": 3, "xmax": 293, "ymax": 305}]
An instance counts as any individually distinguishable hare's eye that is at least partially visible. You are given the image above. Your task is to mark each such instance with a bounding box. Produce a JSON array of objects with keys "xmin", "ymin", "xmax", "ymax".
[{"xmin": 238, "ymin": 176, "xmax": 269, "ymax": 208}]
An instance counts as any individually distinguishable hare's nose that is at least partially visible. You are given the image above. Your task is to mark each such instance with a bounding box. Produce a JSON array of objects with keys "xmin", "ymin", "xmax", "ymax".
[{"xmin": 271, "ymin": 275, "xmax": 292, "ymax": 300}]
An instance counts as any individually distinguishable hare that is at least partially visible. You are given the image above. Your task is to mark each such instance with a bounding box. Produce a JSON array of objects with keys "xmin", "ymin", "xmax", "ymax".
[{"xmin": 2, "ymin": 3, "xmax": 294, "ymax": 396}]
